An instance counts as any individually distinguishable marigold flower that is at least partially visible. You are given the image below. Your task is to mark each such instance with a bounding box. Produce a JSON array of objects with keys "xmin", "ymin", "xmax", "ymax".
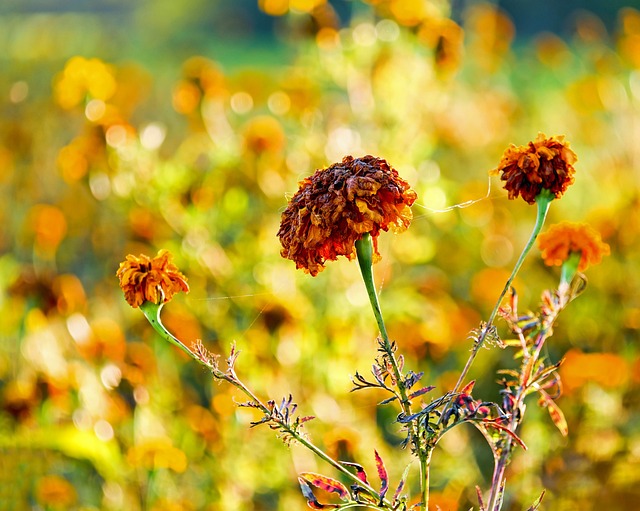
[
  {"xmin": 537, "ymin": 222, "xmax": 610, "ymax": 271},
  {"xmin": 116, "ymin": 250, "xmax": 189, "ymax": 308},
  {"xmin": 278, "ymin": 155, "xmax": 417, "ymax": 276},
  {"xmin": 491, "ymin": 133, "xmax": 577, "ymax": 204}
]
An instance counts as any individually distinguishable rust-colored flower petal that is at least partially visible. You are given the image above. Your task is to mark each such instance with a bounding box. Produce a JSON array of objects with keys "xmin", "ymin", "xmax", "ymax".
[
  {"xmin": 278, "ymin": 155, "xmax": 417, "ymax": 276},
  {"xmin": 116, "ymin": 250, "xmax": 189, "ymax": 308},
  {"xmin": 537, "ymin": 222, "xmax": 610, "ymax": 271},
  {"xmin": 491, "ymin": 133, "xmax": 577, "ymax": 204}
]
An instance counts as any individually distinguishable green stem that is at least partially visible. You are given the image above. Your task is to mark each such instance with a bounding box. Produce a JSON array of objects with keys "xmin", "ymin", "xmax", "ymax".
[
  {"xmin": 355, "ymin": 234, "xmax": 405, "ymax": 395},
  {"xmin": 421, "ymin": 449, "xmax": 433, "ymax": 510},
  {"xmin": 140, "ymin": 301, "xmax": 198, "ymax": 361},
  {"xmin": 355, "ymin": 233, "xmax": 427, "ymax": 508},
  {"xmin": 355, "ymin": 233, "xmax": 391, "ymax": 344},
  {"xmin": 450, "ymin": 191, "xmax": 553, "ymax": 395}
]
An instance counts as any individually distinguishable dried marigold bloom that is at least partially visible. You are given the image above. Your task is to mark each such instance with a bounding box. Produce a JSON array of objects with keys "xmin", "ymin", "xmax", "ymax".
[
  {"xmin": 116, "ymin": 250, "xmax": 189, "ymax": 308},
  {"xmin": 278, "ymin": 155, "xmax": 417, "ymax": 276},
  {"xmin": 491, "ymin": 133, "xmax": 577, "ymax": 204},
  {"xmin": 538, "ymin": 222, "xmax": 610, "ymax": 271}
]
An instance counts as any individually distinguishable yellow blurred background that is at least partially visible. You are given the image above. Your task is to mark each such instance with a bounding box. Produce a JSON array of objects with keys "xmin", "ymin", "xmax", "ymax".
[{"xmin": 1, "ymin": 1, "xmax": 639, "ymax": 510}]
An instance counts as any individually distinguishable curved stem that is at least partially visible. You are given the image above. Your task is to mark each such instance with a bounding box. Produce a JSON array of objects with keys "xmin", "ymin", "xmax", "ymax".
[
  {"xmin": 140, "ymin": 301, "xmax": 198, "ymax": 360},
  {"xmin": 450, "ymin": 191, "xmax": 553, "ymax": 395}
]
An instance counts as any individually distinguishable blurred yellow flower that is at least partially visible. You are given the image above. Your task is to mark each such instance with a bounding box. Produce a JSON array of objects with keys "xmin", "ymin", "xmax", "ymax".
[
  {"xmin": 127, "ymin": 437, "xmax": 188, "ymax": 473},
  {"xmin": 242, "ymin": 115, "xmax": 286, "ymax": 154},
  {"xmin": 278, "ymin": 155, "xmax": 417, "ymax": 276},
  {"xmin": 54, "ymin": 56, "xmax": 117, "ymax": 109},
  {"xmin": 538, "ymin": 222, "xmax": 610, "ymax": 272},
  {"xmin": 35, "ymin": 475, "xmax": 77, "ymax": 508},
  {"xmin": 116, "ymin": 250, "xmax": 189, "ymax": 308},
  {"xmin": 491, "ymin": 133, "xmax": 577, "ymax": 204}
]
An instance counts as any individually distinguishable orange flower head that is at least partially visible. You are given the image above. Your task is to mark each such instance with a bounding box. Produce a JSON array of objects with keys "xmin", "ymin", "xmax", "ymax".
[
  {"xmin": 278, "ymin": 155, "xmax": 417, "ymax": 276},
  {"xmin": 117, "ymin": 250, "xmax": 189, "ymax": 308},
  {"xmin": 537, "ymin": 222, "xmax": 610, "ymax": 271},
  {"xmin": 491, "ymin": 133, "xmax": 577, "ymax": 204}
]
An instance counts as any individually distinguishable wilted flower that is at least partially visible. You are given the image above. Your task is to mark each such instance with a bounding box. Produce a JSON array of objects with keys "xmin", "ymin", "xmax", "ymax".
[
  {"xmin": 537, "ymin": 222, "xmax": 610, "ymax": 271},
  {"xmin": 277, "ymin": 155, "xmax": 417, "ymax": 276},
  {"xmin": 116, "ymin": 250, "xmax": 189, "ymax": 308},
  {"xmin": 491, "ymin": 133, "xmax": 577, "ymax": 204}
]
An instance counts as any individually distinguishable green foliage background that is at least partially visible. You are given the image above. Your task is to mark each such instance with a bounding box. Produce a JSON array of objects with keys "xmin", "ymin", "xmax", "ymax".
[{"xmin": 1, "ymin": 1, "xmax": 639, "ymax": 510}]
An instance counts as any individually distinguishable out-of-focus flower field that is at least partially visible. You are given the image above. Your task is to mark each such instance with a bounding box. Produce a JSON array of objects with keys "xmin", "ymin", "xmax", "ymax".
[{"xmin": 1, "ymin": 1, "xmax": 639, "ymax": 510}]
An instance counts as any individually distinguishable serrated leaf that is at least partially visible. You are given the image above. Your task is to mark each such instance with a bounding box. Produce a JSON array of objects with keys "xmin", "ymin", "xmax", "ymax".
[
  {"xmin": 374, "ymin": 450, "xmax": 389, "ymax": 501},
  {"xmin": 298, "ymin": 473, "xmax": 350, "ymax": 501},
  {"xmin": 408, "ymin": 386, "xmax": 435, "ymax": 400}
]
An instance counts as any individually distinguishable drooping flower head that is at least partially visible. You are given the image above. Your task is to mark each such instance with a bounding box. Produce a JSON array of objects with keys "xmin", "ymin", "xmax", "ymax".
[
  {"xmin": 117, "ymin": 250, "xmax": 189, "ymax": 308},
  {"xmin": 491, "ymin": 133, "xmax": 577, "ymax": 204},
  {"xmin": 278, "ymin": 155, "xmax": 417, "ymax": 276},
  {"xmin": 538, "ymin": 222, "xmax": 610, "ymax": 272}
]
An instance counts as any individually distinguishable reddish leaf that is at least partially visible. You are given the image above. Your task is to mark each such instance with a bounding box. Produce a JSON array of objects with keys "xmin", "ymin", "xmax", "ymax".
[
  {"xmin": 483, "ymin": 420, "xmax": 528, "ymax": 450},
  {"xmin": 298, "ymin": 473, "xmax": 349, "ymax": 501},
  {"xmin": 374, "ymin": 450, "xmax": 389, "ymax": 500},
  {"xmin": 341, "ymin": 462, "xmax": 369, "ymax": 484},
  {"xmin": 460, "ymin": 380, "xmax": 476, "ymax": 395},
  {"xmin": 538, "ymin": 391, "xmax": 568, "ymax": 436},
  {"xmin": 298, "ymin": 478, "xmax": 340, "ymax": 509}
]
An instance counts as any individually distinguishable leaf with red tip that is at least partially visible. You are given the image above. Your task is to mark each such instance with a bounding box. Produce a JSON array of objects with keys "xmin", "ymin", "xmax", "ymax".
[
  {"xmin": 374, "ymin": 450, "xmax": 389, "ymax": 501},
  {"xmin": 460, "ymin": 380, "xmax": 476, "ymax": 395},
  {"xmin": 538, "ymin": 391, "xmax": 568, "ymax": 436},
  {"xmin": 298, "ymin": 478, "xmax": 340, "ymax": 509},
  {"xmin": 298, "ymin": 473, "xmax": 349, "ymax": 501},
  {"xmin": 341, "ymin": 462, "xmax": 369, "ymax": 485}
]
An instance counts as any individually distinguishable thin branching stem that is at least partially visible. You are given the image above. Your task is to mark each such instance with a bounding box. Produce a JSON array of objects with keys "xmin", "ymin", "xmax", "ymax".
[
  {"xmin": 450, "ymin": 191, "xmax": 553, "ymax": 396},
  {"xmin": 486, "ymin": 278, "xmax": 570, "ymax": 510},
  {"xmin": 141, "ymin": 301, "xmax": 388, "ymax": 506}
]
